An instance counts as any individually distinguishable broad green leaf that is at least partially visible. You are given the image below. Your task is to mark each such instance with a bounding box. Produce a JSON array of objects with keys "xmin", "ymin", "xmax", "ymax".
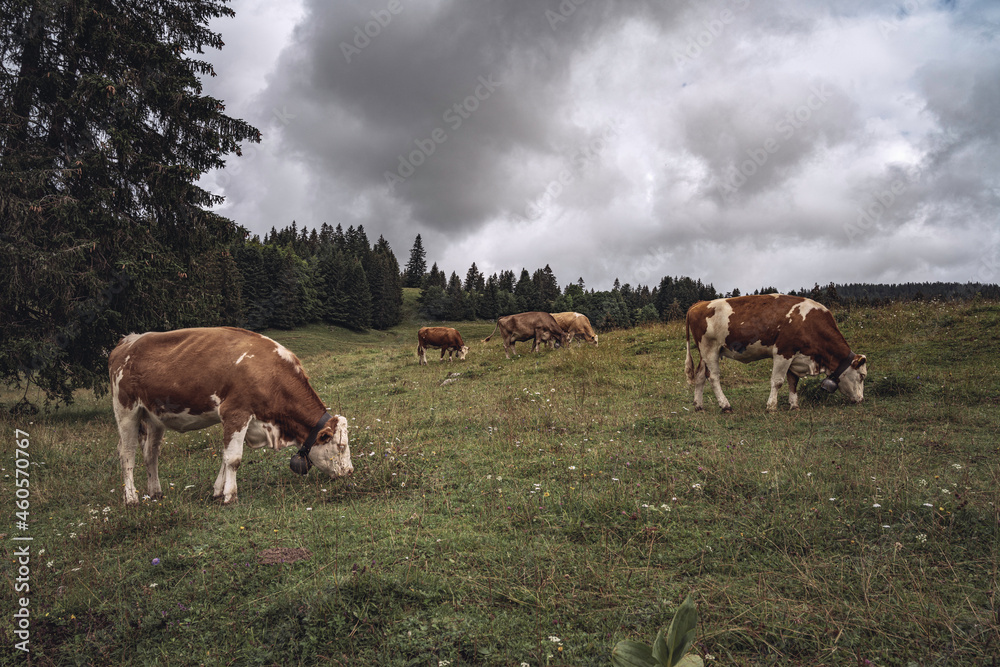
[
  {"xmin": 611, "ymin": 640, "xmax": 659, "ymax": 667},
  {"xmin": 676, "ymin": 655, "xmax": 704, "ymax": 667},
  {"xmin": 664, "ymin": 596, "xmax": 698, "ymax": 666},
  {"xmin": 651, "ymin": 627, "xmax": 669, "ymax": 665}
]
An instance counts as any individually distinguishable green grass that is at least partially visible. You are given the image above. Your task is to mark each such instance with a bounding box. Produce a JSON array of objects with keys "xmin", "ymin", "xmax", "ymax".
[{"xmin": 3, "ymin": 300, "xmax": 1000, "ymax": 665}]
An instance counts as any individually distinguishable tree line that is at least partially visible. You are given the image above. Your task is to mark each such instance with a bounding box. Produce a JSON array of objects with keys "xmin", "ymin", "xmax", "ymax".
[
  {"xmin": 415, "ymin": 264, "xmax": 719, "ymax": 330},
  {"xmin": 233, "ymin": 221, "xmax": 403, "ymax": 332},
  {"xmin": 789, "ymin": 281, "xmax": 1000, "ymax": 305}
]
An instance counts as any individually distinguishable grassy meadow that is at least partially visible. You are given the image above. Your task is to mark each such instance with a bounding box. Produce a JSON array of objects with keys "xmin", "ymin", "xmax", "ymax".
[{"xmin": 3, "ymin": 296, "xmax": 1000, "ymax": 665}]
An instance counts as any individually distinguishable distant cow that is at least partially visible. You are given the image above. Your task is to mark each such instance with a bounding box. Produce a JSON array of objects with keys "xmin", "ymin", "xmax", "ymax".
[
  {"xmin": 109, "ymin": 327, "xmax": 353, "ymax": 505},
  {"xmin": 550, "ymin": 312, "xmax": 599, "ymax": 346},
  {"xmin": 684, "ymin": 294, "xmax": 868, "ymax": 412},
  {"xmin": 483, "ymin": 311, "xmax": 569, "ymax": 359},
  {"xmin": 417, "ymin": 327, "xmax": 469, "ymax": 365}
]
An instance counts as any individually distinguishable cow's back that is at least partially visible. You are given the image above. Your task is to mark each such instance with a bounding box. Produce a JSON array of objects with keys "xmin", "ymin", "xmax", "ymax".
[
  {"xmin": 110, "ymin": 327, "xmax": 308, "ymax": 414},
  {"xmin": 724, "ymin": 294, "xmax": 842, "ymax": 353},
  {"xmin": 418, "ymin": 326, "xmax": 463, "ymax": 347}
]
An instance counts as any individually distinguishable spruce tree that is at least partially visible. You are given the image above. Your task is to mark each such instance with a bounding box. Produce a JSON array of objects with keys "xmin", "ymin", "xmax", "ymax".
[
  {"xmin": 446, "ymin": 271, "xmax": 468, "ymax": 320},
  {"xmin": 368, "ymin": 236, "xmax": 403, "ymax": 329},
  {"xmin": 341, "ymin": 256, "xmax": 373, "ymax": 330},
  {"xmin": 403, "ymin": 234, "xmax": 428, "ymax": 288},
  {"xmin": 532, "ymin": 264, "xmax": 560, "ymax": 310},
  {"xmin": 1, "ymin": 0, "xmax": 260, "ymax": 407},
  {"xmin": 464, "ymin": 262, "xmax": 484, "ymax": 292},
  {"xmin": 514, "ymin": 269, "xmax": 538, "ymax": 312}
]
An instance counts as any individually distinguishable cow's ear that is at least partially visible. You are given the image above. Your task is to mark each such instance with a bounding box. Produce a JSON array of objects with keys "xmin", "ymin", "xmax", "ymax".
[
  {"xmin": 852, "ymin": 354, "xmax": 867, "ymax": 369},
  {"xmin": 318, "ymin": 431, "xmax": 332, "ymax": 444}
]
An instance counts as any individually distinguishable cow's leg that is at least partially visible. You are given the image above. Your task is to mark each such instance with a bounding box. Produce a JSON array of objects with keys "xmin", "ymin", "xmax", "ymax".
[
  {"xmin": 691, "ymin": 352, "xmax": 708, "ymax": 412},
  {"xmin": 142, "ymin": 420, "xmax": 166, "ymax": 499},
  {"xmin": 504, "ymin": 339, "xmax": 514, "ymax": 359},
  {"xmin": 787, "ymin": 372, "xmax": 800, "ymax": 410},
  {"xmin": 213, "ymin": 412, "xmax": 251, "ymax": 504},
  {"xmin": 441, "ymin": 348, "xmax": 447, "ymax": 362},
  {"xmin": 766, "ymin": 357, "xmax": 794, "ymax": 412},
  {"xmin": 704, "ymin": 348, "xmax": 731, "ymax": 413},
  {"xmin": 116, "ymin": 408, "xmax": 143, "ymax": 505},
  {"xmin": 418, "ymin": 344, "xmax": 427, "ymax": 365}
]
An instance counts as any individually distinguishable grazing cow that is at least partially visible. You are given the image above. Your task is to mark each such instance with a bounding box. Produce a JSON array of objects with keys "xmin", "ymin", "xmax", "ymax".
[
  {"xmin": 684, "ymin": 294, "xmax": 867, "ymax": 412},
  {"xmin": 550, "ymin": 312, "xmax": 599, "ymax": 346},
  {"xmin": 417, "ymin": 327, "xmax": 469, "ymax": 365},
  {"xmin": 483, "ymin": 311, "xmax": 569, "ymax": 359},
  {"xmin": 109, "ymin": 327, "xmax": 353, "ymax": 505}
]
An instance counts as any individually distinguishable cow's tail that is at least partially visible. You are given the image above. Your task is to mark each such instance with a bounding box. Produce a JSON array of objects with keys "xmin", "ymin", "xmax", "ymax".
[
  {"xmin": 483, "ymin": 319, "xmax": 500, "ymax": 343},
  {"xmin": 684, "ymin": 314, "xmax": 703, "ymax": 385}
]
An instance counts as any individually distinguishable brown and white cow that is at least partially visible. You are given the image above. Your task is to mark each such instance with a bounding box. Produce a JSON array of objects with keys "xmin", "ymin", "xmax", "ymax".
[
  {"xmin": 684, "ymin": 294, "xmax": 867, "ymax": 412},
  {"xmin": 550, "ymin": 312, "xmax": 599, "ymax": 346},
  {"xmin": 417, "ymin": 327, "xmax": 469, "ymax": 365},
  {"xmin": 109, "ymin": 327, "xmax": 353, "ymax": 505},
  {"xmin": 483, "ymin": 311, "xmax": 570, "ymax": 359}
]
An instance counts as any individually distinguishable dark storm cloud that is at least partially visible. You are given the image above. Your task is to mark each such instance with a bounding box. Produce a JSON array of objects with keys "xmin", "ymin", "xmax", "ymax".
[{"xmin": 204, "ymin": 0, "xmax": 1000, "ymax": 291}]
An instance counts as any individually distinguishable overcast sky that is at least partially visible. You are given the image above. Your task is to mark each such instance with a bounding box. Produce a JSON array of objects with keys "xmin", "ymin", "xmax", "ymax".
[{"xmin": 200, "ymin": 0, "xmax": 1000, "ymax": 294}]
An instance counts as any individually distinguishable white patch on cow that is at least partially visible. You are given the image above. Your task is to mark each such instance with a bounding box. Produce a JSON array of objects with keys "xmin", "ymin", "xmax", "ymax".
[
  {"xmin": 214, "ymin": 416, "xmax": 252, "ymax": 502},
  {"xmin": 119, "ymin": 332, "xmax": 145, "ymax": 347},
  {"xmin": 244, "ymin": 418, "xmax": 290, "ymax": 450},
  {"xmin": 705, "ymin": 300, "xmax": 734, "ymax": 344},
  {"xmin": 273, "ymin": 342, "xmax": 300, "ymax": 371},
  {"xmin": 210, "ymin": 394, "xmax": 222, "ymax": 408},
  {"xmin": 787, "ymin": 353, "xmax": 819, "ymax": 377},
  {"xmin": 722, "ymin": 341, "xmax": 776, "ymax": 363},
  {"xmin": 235, "ymin": 351, "xmax": 248, "ymax": 364},
  {"xmin": 789, "ymin": 299, "xmax": 827, "ymax": 322},
  {"xmin": 309, "ymin": 415, "xmax": 353, "ymax": 478},
  {"xmin": 156, "ymin": 408, "xmax": 220, "ymax": 433}
]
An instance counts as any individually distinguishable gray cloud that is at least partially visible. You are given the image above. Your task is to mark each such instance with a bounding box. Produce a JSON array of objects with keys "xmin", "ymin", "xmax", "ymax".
[{"xmin": 204, "ymin": 0, "xmax": 1000, "ymax": 292}]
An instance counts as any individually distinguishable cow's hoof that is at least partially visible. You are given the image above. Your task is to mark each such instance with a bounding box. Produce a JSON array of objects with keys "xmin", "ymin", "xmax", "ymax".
[
  {"xmin": 721, "ymin": 406, "xmax": 733, "ymax": 414},
  {"xmin": 149, "ymin": 492, "xmax": 164, "ymax": 500},
  {"xmin": 790, "ymin": 405, "xmax": 800, "ymax": 411},
  {"xmin": 694, "ymin": 406, "xmax": 704, "ymax": 412}
]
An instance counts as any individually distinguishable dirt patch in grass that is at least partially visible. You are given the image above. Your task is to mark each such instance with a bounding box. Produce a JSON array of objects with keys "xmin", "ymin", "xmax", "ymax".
[{"xmin": 259, "ymin": 547, "xmax": 312, "ymax": 564}]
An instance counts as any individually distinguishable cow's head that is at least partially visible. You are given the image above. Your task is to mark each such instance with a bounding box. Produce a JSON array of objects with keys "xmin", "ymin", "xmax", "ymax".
[
  {"xmin": 290, "ymin": 414, "xmax": 353, "ymax": 478},
  {"xmin": 821, "ymin": 354, "xmax": 867, "ymax": 403},
  {"xmin": 457, "ymin": 345, "xmax": 469, "ymax": 360}
]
